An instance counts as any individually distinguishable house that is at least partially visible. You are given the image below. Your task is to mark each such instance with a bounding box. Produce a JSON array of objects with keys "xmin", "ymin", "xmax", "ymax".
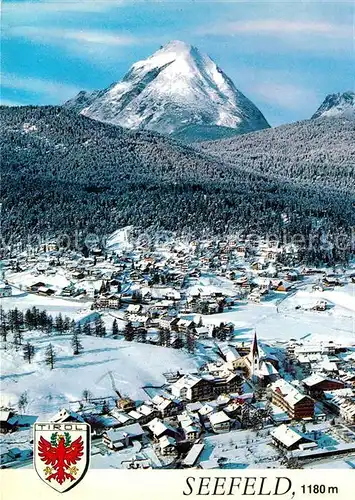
[
  {"xmin": 159, "ymin": 317, "xmax": 179, "ymax": 331},
  {"xmin": 178, "ymin": 413, "xmax": 201, "ymax": 442},
  {"xmin": 116, "ymin": 397, "xmax": 136, "ymax": 412},
  {"xmin": 198, "ymin": 402, "xmax": 217, "ymax": 419},
  {"xmin": 102, "ymin": 423, "xmax": 145, "ymax": 450},
  {"xmin": 276, "ymin": 282, "xmax": 293, "ymax": 293},
  {"xmin": 194, "ymin": 326, "xmax": 209, "ymax": 338},
  {"xmin": 96, "ymin": 294, "xmax": 121, "ymax": 309},
  {"xmin": 0, "ymin": 446, "xmax": 33, "ymax": 465},
  {"xmin": 50, "ymin": 408, "xmax": 85, "ymax": 423},
  {"xmin": 151, "ymin": 395, "xmax": 182, "ymax": 418},
  {"xmin": 75, "ymin": 311, "xmax": 101, "ymax": 328},
  {"xmin": 159, "ymin": 435, "xmax": 177, "ymax": 455},
  {"xmin": 147, "ymin": 418, "xmax": 177, "ymax": 440},
  {"xmin": 219, "ymin": 344, "xmax": 242, "ymax": 370},
  {"xmin": 323, "ymin": 388, "xmax": 354, "ymax": 414},
  {"xmin": 303, "ymin": 374, "xmax": 345, "ymax": 398},
  {"xmin": 271, "ymin": 424, "xmax": 315, "ymax": 451},
  {"xmin": 213, "ymin": 372, "xmax": 243, "ymax": 396},
  {"xmin": 28, "ymin": 282, "xmax": 46, "ymax": 292},
  {"xmin": 37, "ymin": 286, "xmax": 56, "ymax": 296},
  {"xmin": 339, "ymin": 400, "xmax": 355, "ymax": 423},
  {"xmin": 0, "ymin": 411, "xmax": 13, "ymax": 434},
  {"xmin": 0, "ymin": 448, "xmax": 14, "ymax": 465},
  {"xmin": 135, "ymin": 404, "xmax": 158, "ymax": 424},
  {"xmin": 6, "ymin": 414, "xmax": 38, "ymax": 430},
  {"xmin": 271, "ymin": 380, "xmax": 314, "ymax": 420},
  {"xmin": 186, "ymin": 402, "xmax": 203, "ymax": 413},
  {"xmin": 209, "ymin": 411, "xmax": 231, "ymax": 433},
  {"xmin": 177, "ymin": 319, "xmax": 196, "ymax": 332},
  {"xmin": 171, "ymin": 375, "xmax": 212, "ymax": 402},
  {"xmin": 182, "ymin": 443, "xmax": 204, "ymax": 468},
  {"xmin": 108, "ymin": 409, "xmax": 135, "ymax": 427},
  {"xmin": 72, "ymin": 270, "xmax": 85, "ymax": 280},
  {"xmin": 126, "ymin": 304, "xmax": 142, "ymax": 314}
]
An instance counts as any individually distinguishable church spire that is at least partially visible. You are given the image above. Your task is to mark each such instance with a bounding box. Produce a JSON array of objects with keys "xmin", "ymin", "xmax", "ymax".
[
  {"xmin": 251, "ymin": 330, "xmax": 259, "ymax": 358},
  {"xmin": 251, "ymin": 330, "xmax": 260, "ymax": 382}
]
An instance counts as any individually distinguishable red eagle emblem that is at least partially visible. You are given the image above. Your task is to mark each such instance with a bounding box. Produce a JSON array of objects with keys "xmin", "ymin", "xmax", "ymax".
[{"xmin": 38, "ymin": 431, "xmax": 84, "ymax": 485}]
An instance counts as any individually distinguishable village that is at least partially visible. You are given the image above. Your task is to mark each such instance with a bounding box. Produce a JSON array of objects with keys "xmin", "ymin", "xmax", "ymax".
[{"xmin": 0, "ymin": 229, "xmax": 355, "ymax": 470}]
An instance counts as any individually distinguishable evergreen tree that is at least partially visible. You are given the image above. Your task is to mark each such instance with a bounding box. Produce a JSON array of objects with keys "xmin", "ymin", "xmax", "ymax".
[
  {"xmin": 31, "ymin": 307, "xmax": 39, "ymax": 329},
  {"xmin": 63, "ymin": 316, "xmax": 71, "ymax": 332},
  {"xmin": 38, "ymin": 310, "xmax": 48, "ymax": 331},
  {"xmin": 13, "ymin": 329, "xmax": 24, "ymax": 348},
  {"xmin": 102, "ymin": 400, "xmax": 110, "ymax": 415},
  {"xmin": 264, "ymin": 401, "xmax": 274, "ymax": 423},
  {"xmin": 112, "ymin": 319, "xmax": 119, "ymax": 337},
  {"xmin": 137, "ymin": 327, "xmax": 147, "ymax": 343},
  {"xmin": 83, "ymin": 322, "xmax": 92, "ymax": 336},
  {"xmin": 45, "ymin": 314, "xmax": 54, "ymax": 334},
  {"xmin": 186, "ymin": 331, "xmax": 196, "ymax": 353},
  {"xmin": 18, "ymin": 391, "xmax": 28, "ymax": 413},
  {"xmin": 95, "ymin": 317, "xmax": 106, "ymax": 337},
  {"xmin": 55, "ymin": 313, "xmax": 64, "ymax": 334},
  {"xmin": 174, "ymin": 332, "xmax": 184, "ymax": 350},
  {"xmin": 23, "ymin": 341, "xmax": 35, "ymax": 363},
  {"xmin": 71, "ymin": 328, "xmax": 83, "ymax": 355},
  {"xmin": 24, "ymin": 308, "xmax": 33, "ymax": 329},
  {"xmin": 45, "ymin": 343, "xmax": 56, "ymax": 369},
  {"xmin": 69, "ymin": 319, "xmax": 76, "ymax": 334},
  {"xmin": 82, "ymin": 389, "xmax": 93, "ymax": 402},
  {"xmin": 165, "ymin": 329, "xmax": 171, "ymax": 348},
  {"xmin": 123, "ymin": 321, "xmax": 134, "ymax": 341},
  {"xmin": 0, "ymin": 309, "xmax": 9, "ymax": 346}
]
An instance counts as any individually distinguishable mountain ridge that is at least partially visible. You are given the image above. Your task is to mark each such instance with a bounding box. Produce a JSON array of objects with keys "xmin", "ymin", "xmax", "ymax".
[
  {"xmin": 312, "ymin": 91, "xmax": 355, "ymax": 120},
  {"xmin": 64, "ymin": 40, "xmax": 270, "ymax": 141}
]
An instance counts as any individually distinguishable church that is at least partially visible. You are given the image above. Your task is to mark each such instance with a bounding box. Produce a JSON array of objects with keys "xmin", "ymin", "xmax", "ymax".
[{"xmin": 244, "ymin": 332, "xmax": 280, "ymax": 386}]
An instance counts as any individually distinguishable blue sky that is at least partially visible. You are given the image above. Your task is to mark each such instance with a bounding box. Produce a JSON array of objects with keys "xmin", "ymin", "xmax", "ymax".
[{"xmin": 1, "ymin": 0, "xmax": 354, "ymax": 126}]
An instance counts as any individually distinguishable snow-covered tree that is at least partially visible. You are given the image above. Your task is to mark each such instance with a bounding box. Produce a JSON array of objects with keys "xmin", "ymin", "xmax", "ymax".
[
  {"xmin": 45, "ymin": 343, "xmax": 56, "ymax": 369},
  {"xmin": 71, "ymin": 328, "xmax": 83, "ymax": 355},
  {"xmin": 23, "ymin": 341, "xmax": 35, "ymax": 364}
]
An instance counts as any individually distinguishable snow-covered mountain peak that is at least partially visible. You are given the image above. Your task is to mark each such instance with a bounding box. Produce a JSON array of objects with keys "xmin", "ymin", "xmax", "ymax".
[
  {"xmin": 312, "ymin": 91, "xmax": 355, "ymax": 120},
  {"xmin": 65, "ymin": 41, "xmax": 270, "ymax": 138}
]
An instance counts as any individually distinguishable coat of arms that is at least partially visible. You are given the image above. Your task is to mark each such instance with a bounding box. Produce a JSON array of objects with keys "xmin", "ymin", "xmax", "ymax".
[{"xmin": 33, "ymin": 422, "xmax": 90, "ymax": 493}]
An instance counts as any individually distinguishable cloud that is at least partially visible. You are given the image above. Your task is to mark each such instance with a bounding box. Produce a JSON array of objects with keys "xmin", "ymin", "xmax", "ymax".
[
  {"xmin": 1, "ymin": 73, "xmax": 83, "ymax": 102},
  {"xmin": 0, "ymin": 98, "xmax": 25, "ymax": 107},
  {"xmin": 3, "ymin": 0, "xmax": 122, "ymax": 16},
  {"xmin": 198, "ymin": 18, "xmax": 353, "ymax": 51},
  {"xmin": 223, "ymin": 19, "xmax": 352, "ymax": 38},
  {"xmin": 249, "ymin": 82, "xmax": 319, "ymax": 111},
  {"xmin": 6, "ymin": 26, "xmax": 137, "ymax": 47}
]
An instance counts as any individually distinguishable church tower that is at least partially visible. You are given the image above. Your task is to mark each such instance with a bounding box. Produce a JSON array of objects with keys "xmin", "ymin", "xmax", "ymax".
[{"xmin": 250, "ymin": 330, "xmax": 260, "ymax": 382}]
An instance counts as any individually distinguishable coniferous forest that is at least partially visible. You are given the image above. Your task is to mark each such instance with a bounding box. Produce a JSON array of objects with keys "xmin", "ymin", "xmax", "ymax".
[{"xmin": 1, "ymin": 105, "xmax": 354, "ymax": 264}]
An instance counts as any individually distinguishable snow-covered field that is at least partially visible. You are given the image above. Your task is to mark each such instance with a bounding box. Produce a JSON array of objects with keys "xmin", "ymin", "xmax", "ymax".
[
  {"xmin": 199, "ymin": 283, "xmax": 355, "ymax": 346},
  {"xmin": 1, "ymin": 334, "xmax": 200, "ymax": 420},
  {"xmin": 0, "ymin": 286, "xmax": 90, "ymax": 319},
  {"xmin": 200, "ymin": 427, "xmax": 281, "ymax": 469}
]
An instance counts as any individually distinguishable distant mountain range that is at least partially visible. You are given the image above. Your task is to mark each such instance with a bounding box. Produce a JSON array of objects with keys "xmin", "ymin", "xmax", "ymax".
[
  {"xmin": 199, "ymin": 115, "xmax": 355, "ymax": 193},
  {"xmin": 64, "ymin": 41, "xmax": 354, "ymax": 143},
  {"xmin": 64, "ymin": 40, "xmax": 270, "ymax": 142},
  {"xmin": 312, "ymin": 91, "xmax": 355, "ymax": 120}
]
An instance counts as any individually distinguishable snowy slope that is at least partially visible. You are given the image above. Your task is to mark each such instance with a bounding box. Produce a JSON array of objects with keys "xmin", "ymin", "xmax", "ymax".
[
  {"xmin": 1, "ymin": 334, "xmax": 200, "ymax": 419},
  {"xmin": 67, "ymin": 40, "xmax": 270, "ymax": 137},
  {"xmin": 312, "ymin": 91, "xmax": 355, "ymax": 119}
]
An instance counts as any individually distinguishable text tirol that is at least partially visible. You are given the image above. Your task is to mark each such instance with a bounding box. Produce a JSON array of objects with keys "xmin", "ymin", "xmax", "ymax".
[
  {"xmin": 183, "ymin": 476, "xmax": 293, "ymax": 496},
  {"xmin": 35, "ymin": 423, "xmax": 87, "ymax": 431}
]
